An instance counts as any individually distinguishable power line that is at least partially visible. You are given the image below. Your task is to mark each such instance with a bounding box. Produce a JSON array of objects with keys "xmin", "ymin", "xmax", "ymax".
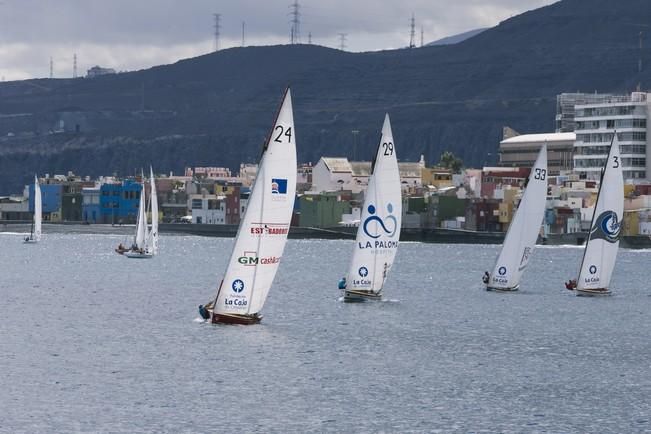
[
  {"xmin": 213, "ymin": 13, "xmax": 221, "ymax": 52},
  {"xmin": 289, "ymin": 0, "xmax": 300, "ymax": 44},
  {"xmin": 409, "ymin": 13, "xmax": 416, "ymax": 48},
  {"xmin": 338, "ymin": 33, "xmax": 347, "ymax": 51}
]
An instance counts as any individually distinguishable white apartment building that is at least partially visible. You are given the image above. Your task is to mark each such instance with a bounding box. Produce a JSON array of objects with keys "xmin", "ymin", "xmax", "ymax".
[
  {"xmin": 189, "ymin": 194, "xmax": 226, "ymax": 224},
  {"xmin": 573, "ymin": 92, "xmax": 649, "ymax": 181}
]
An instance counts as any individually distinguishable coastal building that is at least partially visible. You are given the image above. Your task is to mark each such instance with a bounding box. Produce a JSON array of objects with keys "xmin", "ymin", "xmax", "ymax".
[
  {"xmin": 0, "ymin": 196, "xmax": 29, "ymax": 220},
  {"xmin": 82, "ymin": 187, "xmax": 101, "ymax": 223},
  {"xmin": 185, "ymin": 166, "xmax": 232, "ymax": 179},
  {"xmin": 499, "ymin": 132, "xmax": 575, "ymax": 175},
  {"xmin": 310, "ymin": 156, "xmax": 426, "ymax": 194},
  {"xmin": 189, "ymin": 193, "xmax": 226, "ymax": 224},
  {"xmin": 573, "ymin": 92, "xmax": 649, "ymax": 181},
  {"xmin": 299, "ymin": 191, "xmax": 352, "ymax": 228},
  {"xmin": 555, "ymin": 92, "xmax": 614, "ymax": 133},
  {"xmin": 99, "ymin": 179, "xmax": 142, "ymax": 224},
  {"xmin": 28, "ymin": 183, "xmax": 62, "ymax": 222}
]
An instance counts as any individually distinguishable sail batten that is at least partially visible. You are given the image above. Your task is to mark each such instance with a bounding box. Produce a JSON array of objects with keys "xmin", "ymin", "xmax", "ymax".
[{"xmin": 487, "ymin": 144, "xmax": 548, "ymax": 290}]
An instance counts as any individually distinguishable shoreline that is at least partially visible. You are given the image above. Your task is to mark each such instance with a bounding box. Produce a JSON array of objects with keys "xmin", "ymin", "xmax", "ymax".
[{"xmin": 2, "ymin": 221, "xmax": 650, "ymax": 249}]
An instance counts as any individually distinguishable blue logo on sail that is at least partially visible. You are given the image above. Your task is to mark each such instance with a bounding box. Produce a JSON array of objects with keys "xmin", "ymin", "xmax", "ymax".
[
  {"xmin": 362, "ymin": 203, "xmax": 398, "ymax": 239},
  {"xmin": 358, "ymin": 266, "xmax": 369, "ymax": 277},
  {"xmin": 498, "ymin": 266, "xmax": 507, "ymax": 276},
  {"xmin": 590, "ymin": 210, "xmax": 621, "ymax": 243},
  {"xmin": 232, "ymin": 279, "xmax": 245, "ymax": 293},
  {"xmin": 271, "ymin": 178, "xmax": 287, "ymax": 194}
]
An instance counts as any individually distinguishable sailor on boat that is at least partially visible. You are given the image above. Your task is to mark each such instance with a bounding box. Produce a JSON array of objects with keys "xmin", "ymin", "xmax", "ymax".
[
  {"xmin": 198, "ymin": 302, "xmax": 212, "ymax": 320},
  {"xmin": 565, "ymin": 279, "xmax": 577, "ymax": 290},
  {"xmin": 482, "ymin": 271, "xmax": 490, "ymax": 284},
  {"xmin": 338, "ymin": 277, "xmax": 347, "ymax": 290}
]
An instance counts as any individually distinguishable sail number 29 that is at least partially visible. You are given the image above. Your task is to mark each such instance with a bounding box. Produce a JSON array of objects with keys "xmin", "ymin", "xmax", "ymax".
[
  {"xmin": 534, "ymin": 168, "xmax": 546, "ymax": 181},
  {"xmin": 274, "ymin": 125, "xmax": 292, "ymax": 143},
  {"xmin": 382, "ymin": 142, "xmax": 394, "ymax": 156}
]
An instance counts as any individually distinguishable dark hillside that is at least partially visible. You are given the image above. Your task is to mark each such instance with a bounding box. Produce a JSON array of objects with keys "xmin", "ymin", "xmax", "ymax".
[{"xmin": 1, "ymin": 0, "xmax": 650, "ymax": 193}]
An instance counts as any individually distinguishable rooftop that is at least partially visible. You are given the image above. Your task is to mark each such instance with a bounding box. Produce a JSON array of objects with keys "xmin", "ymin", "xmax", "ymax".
[{"xmin": 501, "ymin": 132, "xmax": 576, "ymax": 144}]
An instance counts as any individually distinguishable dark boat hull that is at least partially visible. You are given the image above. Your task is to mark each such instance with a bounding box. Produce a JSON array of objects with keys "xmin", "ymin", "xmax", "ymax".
[
  {"xmin": 343, "ymin": 289, "xmax": 382, "ymax": 302},
  {"xmin": 211, "ymin": 312, "xmax": 262, "ymax": 325}
]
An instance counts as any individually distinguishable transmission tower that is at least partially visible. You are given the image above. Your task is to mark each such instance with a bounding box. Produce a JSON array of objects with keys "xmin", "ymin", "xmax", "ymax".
[
  {"xmin": 289, "ymin": 0, "xmax": 300, "ymax": 44},
  {"xmin": 338, "ymin": 33, "xmax": 347, "ymax": 51},
  {"xmin": 73, "ymin": 53, "xmax": 78, "ymax": 78},
  {"xmin": 420, "ymin": 27, "xmax": 424, "ymax": 47},
  {"xmin": 213, "ymin": 13, "xmax": 221, "ymax": 51},
  {"xmin": 49, "ymin": 57, "xmax": 53, "ymax": 79},
  {"xmin": 308, "ymin": 32, "xmax": 312, "ymax": 44},
  {"xmin": 242, "ymin": 21, "xmax": 246, "ymax": 47},
  {"xmin": 409, "ymin": 13, "xmax": 416, "ymax": 48}
]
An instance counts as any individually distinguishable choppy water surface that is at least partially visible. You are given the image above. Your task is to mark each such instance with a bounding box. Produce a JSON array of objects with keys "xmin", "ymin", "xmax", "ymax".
[{"xmin": 1, "ymin": 233, "xmax": 650, "ymax": 433}]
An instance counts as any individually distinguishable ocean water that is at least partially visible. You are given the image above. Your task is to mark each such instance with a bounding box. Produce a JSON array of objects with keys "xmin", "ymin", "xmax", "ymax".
[{"xmin": 1, "ymin": 232, "xmax": 650, "ymax": 433}]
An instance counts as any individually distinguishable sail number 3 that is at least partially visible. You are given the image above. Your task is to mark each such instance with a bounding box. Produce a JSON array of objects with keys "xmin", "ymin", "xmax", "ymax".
[{"xmin": 274, "ymin": 125, "xmax": 292, "ymax": 143}]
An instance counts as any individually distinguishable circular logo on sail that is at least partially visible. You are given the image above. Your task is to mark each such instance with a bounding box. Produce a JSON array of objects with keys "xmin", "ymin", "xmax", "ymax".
[
  {"xmin": 498, "ymin": 266, "xmax": 507, "ymax": 276},
  {"xmin": 589, "ymin": 265, "xmax": 597, "ymax": 274},
  {"xmin": 231, "ymin": 279, "xmax": 244, "ymax": 293},
  {"xmin": 590, "ymin": 210, "xmax": 621, "ymax": 243},
  {"xmin": 362, "ymin": 203, "xmax": 398, "ymax": 239},
  {"xmin": 358, "ymin": 266, "xmax": 369, "ymax": 277}
]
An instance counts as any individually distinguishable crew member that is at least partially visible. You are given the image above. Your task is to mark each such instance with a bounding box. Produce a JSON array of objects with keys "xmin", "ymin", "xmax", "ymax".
[{"xmin": 482, "ymin": 271, "xmax": 490, "ymax": 284}]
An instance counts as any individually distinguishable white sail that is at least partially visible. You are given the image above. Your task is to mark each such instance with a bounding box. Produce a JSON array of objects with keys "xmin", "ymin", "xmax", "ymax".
[
  {"xmin": 33, "ymin": 175, "xmax": 42, "ymax": 241},
  {"xmin": 345, "ymin": 114, "xmax": 402, "ymax": 294},
  {"xmin": 487, "ymin": 144, "xmax": 548, "ymax": 290},
  {"xmin": 148, "ymin": 167, "xmax": 159, "ymax": 254},
  {"xmin": 577, "ymin": 135, "xmax": 624, "ymax": 291},
  {"xmin": 214, "ymin": 88, "xmax": 297, "ymax": 316},
  {"xmin": 134, "ymin": 181, "xmax": 147, "ymax": 249}
]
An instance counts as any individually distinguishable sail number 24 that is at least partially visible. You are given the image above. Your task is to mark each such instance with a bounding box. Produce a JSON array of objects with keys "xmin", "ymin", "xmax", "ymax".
[
  {"xmin": 274, "ymin": 125, "xmax": 293, "ymax": 143},
  {"xmin": 534, "ymin": 168, "xmax": 546, "ymax": 180}
]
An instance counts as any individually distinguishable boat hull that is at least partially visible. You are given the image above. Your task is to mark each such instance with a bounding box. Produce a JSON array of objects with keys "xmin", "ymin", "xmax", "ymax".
[
  {"xmin": 124, "ymin": 250, "xmax": 153, "ymax": 259},
  {"xmin": 486, "ymin": 284, "xmax": 520, "ymax": 292},
  {"xmin": 576, "ymin": 288, "xmax": 611, "ymax": 296},
  {"xmin": 23, "ymin": 239, "xmax": 38, "ymax": 244},
  {"xmin": 343, "ymin": 289, "xmax": 382, "ymax": 302},
  {"xmin": 211, "ymin": 312, "xmax": 262, "ymax": 325}
]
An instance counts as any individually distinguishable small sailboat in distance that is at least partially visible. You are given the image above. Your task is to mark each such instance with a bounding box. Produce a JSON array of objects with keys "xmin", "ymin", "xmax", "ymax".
[
  {"xmin": 484, "ymin": 143, "xmax": 548, "ymax": 291},
  {"xmin": 24, "ymin": 175, "xmax": 42, "ymax": 244},
  {"xmin": 339, "ymin": 114, "xmax": 402, "ymax": 301},
  {"xmin": 198, "ymin": 87, "xmax": 297, "ymax": 325},
  {"xmin": 124, "ymin": 174, "xmax": 153, "ymax": 259},
  {"xmin": 566, "ymin": 134, "xmax": 623, "ymax": 296}
]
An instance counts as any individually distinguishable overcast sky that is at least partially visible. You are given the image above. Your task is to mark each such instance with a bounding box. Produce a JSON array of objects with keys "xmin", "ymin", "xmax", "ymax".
[{"xmin": 0, "ymin": 0, "xmax": 556, "ymax": 81}]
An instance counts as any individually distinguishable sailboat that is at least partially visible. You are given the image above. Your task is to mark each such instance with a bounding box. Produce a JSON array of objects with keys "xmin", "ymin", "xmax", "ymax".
[
  {"xmin": 485, "ymin": 144, "xmax": 548, "ymax": 291},
  {"xmin": 148, "ymin": 167, "xmax": 159, "ymax": 255},
  {"xmin": 24, "ymin": 175, "xmax": 42, "ymax": 243},
  {"xmin": 339, "ymin": 114, "xmax": 402, "ymax": 302},
  {"xmin": 566, "ymin": 134, "xmax": 623, "ymax": 296},
  {"xmin": 198, "ymin": 87, "xmax": 297, "ymax": 325},
  {"xmin": 124, "ymin": 175, "xmax": 153, "ymax": 259}
]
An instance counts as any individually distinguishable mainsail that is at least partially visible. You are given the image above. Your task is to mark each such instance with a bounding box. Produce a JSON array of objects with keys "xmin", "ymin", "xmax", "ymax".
[
  {"xmin": 134, "ymin": 180, "xmax": 147, "ymax": 250},
  {"xmin": 487, "ymin": 144, "xmax": 548, "ymax": 290},
  {"xmin": 148, "ymin": 167, "xmax": 159, "ymax": 254},
  {"xmin": 576, "ymin": 134, "xmax": 624, "ymax": 292},
  {"xmin": 32, "ymin": 175, "xmax": 42, "ymax": 241},
  {"xmin": 345, "ymin": 114, "xmax": 402, "ymax": 295},
  {"xmin": 212, "ymin": 88, "xmax": 297, "ymax": 318}
]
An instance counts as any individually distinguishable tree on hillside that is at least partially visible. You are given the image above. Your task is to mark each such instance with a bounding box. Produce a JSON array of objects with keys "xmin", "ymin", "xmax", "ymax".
[{"xmin": 439, "ymin": 151, "xmax": 463, "ymax": 173}]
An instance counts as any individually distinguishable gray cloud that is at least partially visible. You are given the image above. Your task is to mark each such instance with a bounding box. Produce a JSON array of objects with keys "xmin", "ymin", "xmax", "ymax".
[{"xmin": 0, "ymin": 0, "xmax": 556, "ymax": 80}]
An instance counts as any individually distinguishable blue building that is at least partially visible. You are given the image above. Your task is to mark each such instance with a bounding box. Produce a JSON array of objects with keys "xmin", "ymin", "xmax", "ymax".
[
  {"xmin": 99, "ymin": 179, "xmax": 142, "ymax": 224},
  {"xmin": 82, "ymin": 187, "xmax": 101, "ymax": 223},
  {"xmin": 29, "ymin": 183, "xmax": 62, "ymax": 221}
]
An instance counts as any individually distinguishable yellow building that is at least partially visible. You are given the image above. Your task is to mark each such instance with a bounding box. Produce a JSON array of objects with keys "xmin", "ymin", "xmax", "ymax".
[{"xmin": 421, "ymin": 166, "xmax": 453, "ymax": 189}]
